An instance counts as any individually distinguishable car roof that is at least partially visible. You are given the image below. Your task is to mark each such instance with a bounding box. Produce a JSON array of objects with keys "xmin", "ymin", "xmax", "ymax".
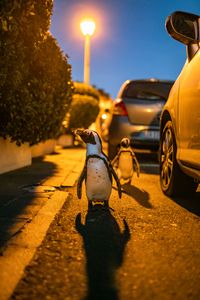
[{"xmin": 117, "ymin": 78, "xmax": 174, "ymax": 98}]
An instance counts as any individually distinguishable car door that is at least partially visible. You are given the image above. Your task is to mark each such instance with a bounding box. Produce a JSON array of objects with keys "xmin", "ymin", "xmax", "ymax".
[{"xmin": 177, "ymin": 49, "xmax": 200, "ymax": 169}]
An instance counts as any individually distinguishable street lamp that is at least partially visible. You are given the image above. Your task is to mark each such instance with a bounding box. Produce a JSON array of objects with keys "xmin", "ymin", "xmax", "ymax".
[{"xmin": 80, "ymin": 19, "xmax": 96, "ymax": 84}]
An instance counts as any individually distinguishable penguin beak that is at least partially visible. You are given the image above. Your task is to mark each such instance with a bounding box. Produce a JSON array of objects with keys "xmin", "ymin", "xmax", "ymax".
[
  {"xmin": 74, "ymin": 129, "xmax": 88, "ymax": 142},
  {"xmin": 74, "ymin": 129, "xmax": 96, "ymax": 144},
  {"xmin": 73, "ymin": 129, "xmax": 83, "ymax": 136}
]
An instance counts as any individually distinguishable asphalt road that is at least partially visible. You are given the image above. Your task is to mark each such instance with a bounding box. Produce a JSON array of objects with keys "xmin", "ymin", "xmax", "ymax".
[{"xmin": 11, "ymin": 154, "xmax": 200, "ymax": 300}]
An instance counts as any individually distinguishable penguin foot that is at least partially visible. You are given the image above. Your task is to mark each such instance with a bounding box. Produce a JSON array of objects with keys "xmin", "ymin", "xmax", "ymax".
[
  {"xmin": 121, "ymin": 178, "xmax": 132, "ymax": 185},
  {"xmin": 88, "ymin": 201, "xmax": 115, "ymax": 212},
  {"xmin": 88, "ymin": 202, "xmax": 103, "ymax": 212}
]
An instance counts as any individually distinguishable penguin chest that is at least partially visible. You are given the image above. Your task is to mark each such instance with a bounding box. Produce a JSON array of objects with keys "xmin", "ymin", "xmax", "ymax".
[
  {"xmin": 86, "ymin": 157, "xmax": 112, "ymax": 201},
  {"xmin": 118, "ymin": 152, "xmax": 133, "ymax": 179}
]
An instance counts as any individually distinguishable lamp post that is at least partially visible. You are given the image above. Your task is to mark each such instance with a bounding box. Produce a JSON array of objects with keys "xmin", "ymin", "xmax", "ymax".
[{"xmin": 80, "ymin": 19, "xmax": 96, "ymax": 84}]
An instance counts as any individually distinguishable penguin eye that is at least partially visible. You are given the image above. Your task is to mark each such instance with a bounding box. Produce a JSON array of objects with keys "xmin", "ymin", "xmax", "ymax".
[{"xmin": 86, "ymin": 130, "xmax": 90, "ymax": 136}]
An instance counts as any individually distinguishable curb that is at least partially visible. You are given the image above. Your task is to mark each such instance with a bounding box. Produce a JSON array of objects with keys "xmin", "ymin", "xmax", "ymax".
[{"xmin": 0, "ymin": 190, "xmax": 69, "ymax": 300}]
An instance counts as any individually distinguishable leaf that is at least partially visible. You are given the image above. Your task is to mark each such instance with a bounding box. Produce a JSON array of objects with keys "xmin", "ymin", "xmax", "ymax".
[{"xmin": 2, "ymin": 20, "xmax": 8, "ymax": 31}]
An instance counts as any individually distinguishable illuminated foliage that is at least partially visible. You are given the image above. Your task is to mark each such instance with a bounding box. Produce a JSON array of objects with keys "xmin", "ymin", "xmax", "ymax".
[
  {"xmin": 68, "ymin": 82, "xmax": 100, "ymax": 131},
  {"xmin": 0, "ymin": 0, "xmax": 73, "ymax": 145}
]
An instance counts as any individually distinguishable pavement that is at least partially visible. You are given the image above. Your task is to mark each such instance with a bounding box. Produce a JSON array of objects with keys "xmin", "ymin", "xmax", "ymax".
[{"xmin": 0, "ymin": 145, "xmax": 85, "ymax": 300}]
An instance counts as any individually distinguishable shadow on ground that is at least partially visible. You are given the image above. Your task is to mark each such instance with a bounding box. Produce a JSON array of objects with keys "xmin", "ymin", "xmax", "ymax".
[
  {"xmin": 75, "ymin": 207, "xmax": 130, "ymax": 300},
  {"xmin": 171, "ymin": 189, "xmax": 200, "ymax": 217},
  {"xmin": 0, "ymin": 157, "xmax": 58, "ymax": 252},
  {"xmin": 122, "ymin": 183, "xmax": 153, "ymax": 208}
]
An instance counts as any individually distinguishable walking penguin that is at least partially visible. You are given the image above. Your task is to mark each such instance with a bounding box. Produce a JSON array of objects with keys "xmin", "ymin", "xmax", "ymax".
[
  {"xmin": 112, "ymin": 137, "xmax": 140, "ymax": 184},
  {"xmin": 75, "ymin": 129, "xmax": 122, "ymax": 210}
]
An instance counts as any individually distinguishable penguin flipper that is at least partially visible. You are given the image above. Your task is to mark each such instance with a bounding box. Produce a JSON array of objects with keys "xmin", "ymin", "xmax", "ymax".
[
  {"xmin": 110, "ymin": 164, "xmax": 122, "ymax": 198},
  {"xmin": 75, "ymin": 213, "xmax": 85, "ymax": 234},
  {"xmin": 77, "ymin": 165, "xmax": 86, "ymax": 199},
  {"xmin": 131, "ymin": 151, "xmax": 140, "ymax": 177},
  {"xmin": 132, "ymin": 155, "xmax": 140, "ymax": 177},
  {"xmin": 111, "ymin": 153, "xmax": 119, "ymax": 167}
]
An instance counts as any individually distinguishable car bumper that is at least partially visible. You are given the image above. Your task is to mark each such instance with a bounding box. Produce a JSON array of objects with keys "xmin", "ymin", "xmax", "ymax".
[{"xmin": 108, "ymin": 116, "xmax": 160, "ymax": 149}]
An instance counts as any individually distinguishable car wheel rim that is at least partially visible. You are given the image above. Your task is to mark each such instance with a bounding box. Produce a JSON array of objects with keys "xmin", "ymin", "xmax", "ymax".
[{"xmin": 161, "ymin": 128, "xmax": 173, "ymax": 189}]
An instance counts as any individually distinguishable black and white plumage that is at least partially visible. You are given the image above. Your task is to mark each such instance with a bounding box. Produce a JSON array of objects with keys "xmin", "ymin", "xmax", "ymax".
[
  {"xmin": 75, "ymin": 129, "xmax": 122, "ymax": 209},
  {"xmin": 112, "ymin": 138, "xmax": 140, "ymax": 184}
]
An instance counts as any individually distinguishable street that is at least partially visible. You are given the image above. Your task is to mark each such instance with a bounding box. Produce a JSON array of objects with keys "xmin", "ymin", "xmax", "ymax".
[
  {"xmin": 1, "ymin": 2, "xmax": 200, "ymax": 300},
  {"xmin": 10, "ymin": 153, "xmax": 200, "ymax": 300}
]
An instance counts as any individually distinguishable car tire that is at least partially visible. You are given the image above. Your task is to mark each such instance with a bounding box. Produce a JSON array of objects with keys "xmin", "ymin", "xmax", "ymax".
[
  {"xmin": 108, "ymin": 143, "xmax": 118, "ymax": 161},
  {"xmin": 160, "ymin": 120, "xmax": 198, "ymax": 197}
]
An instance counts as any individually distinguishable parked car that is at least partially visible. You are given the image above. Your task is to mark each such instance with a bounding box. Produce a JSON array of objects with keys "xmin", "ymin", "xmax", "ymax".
[
  {"xmin": 159, "ymin": 11, "xmax": 200, "ymax": 197},
  {"xmin": 108, "ymin": 78, "xmax": 174, "ymax": 159},
  {"xmin": 99, "ymin": 108, "xmax": 113, "ymax": 142}
]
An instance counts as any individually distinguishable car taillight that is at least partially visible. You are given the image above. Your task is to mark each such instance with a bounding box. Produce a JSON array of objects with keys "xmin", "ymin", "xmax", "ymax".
[{"xmin": 113, "ymin": 99, "xmax": 128, "ymax": 116}]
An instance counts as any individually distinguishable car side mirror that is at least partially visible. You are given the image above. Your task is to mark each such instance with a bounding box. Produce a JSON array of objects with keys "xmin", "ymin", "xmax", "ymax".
[{"xmin": 165, "ymin": 11, "xmax": 200, "ymax": 61}]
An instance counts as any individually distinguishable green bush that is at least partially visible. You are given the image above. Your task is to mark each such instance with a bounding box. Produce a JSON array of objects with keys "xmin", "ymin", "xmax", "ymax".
[
  {"xmin": 67, "ymin": 82, "xmax": 100, "ymax": 131},
  {"xmin": 0, "ymin": 0, "xmax": 73, "ymax": 145},
  {"xmin": 68, "ymin": 95, "xmax": 99, "ymax": 130},
  {"xmin": 73, "ymin": 82, "xmax": 99, "ymax": 101}
]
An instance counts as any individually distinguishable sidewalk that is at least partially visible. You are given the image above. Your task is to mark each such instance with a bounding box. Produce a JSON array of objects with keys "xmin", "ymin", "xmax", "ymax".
[{"xmin": 0, "ymin": 145, "xmax": 85, "ymax": 300}]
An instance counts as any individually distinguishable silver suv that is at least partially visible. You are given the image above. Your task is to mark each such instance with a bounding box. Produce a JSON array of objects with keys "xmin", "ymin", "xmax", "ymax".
[{"xmin": 108, "ymin": 78, "xmax": 174, "ymax": 159}]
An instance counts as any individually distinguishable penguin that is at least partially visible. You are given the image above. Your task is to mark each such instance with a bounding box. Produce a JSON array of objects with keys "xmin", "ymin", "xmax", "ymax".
[
  {"xmin": 112, "ymin": 137, "xmax": 140, "ymax": 184},
  {"xmin": 75, "ymin": 129, "xmax": 122, "ymax": 210}
]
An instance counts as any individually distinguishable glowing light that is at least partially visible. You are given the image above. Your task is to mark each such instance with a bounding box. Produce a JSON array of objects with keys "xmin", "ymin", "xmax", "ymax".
[
  {"xmin": 80, "ymin": 19, "xmax": 96, "ymax": 36},
  {"xmin": 101, "ymin": 113, "xmax": 108, "ymax": 120}
]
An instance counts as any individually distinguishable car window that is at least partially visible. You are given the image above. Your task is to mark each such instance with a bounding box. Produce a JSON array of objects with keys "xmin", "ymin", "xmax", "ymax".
[{"xmin": 122, "ymin": 82, "xmax": 174, "ymax": 100}]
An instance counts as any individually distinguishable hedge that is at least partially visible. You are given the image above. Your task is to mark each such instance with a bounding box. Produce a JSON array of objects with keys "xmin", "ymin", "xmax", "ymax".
[
  {"xmin": 0, "ymin": 0, "xmax": 73, "ymax": 145},
  {"xmin": 67, "ymin": 82, "xmax": 100, "ymax": 131},
  {"xmin": 73, "ymin": 82, "xmax": 100, "ymax": 101}
]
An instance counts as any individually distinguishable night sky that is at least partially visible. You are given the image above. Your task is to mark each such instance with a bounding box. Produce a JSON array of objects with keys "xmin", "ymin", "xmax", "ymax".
[{"xmin": 50, "ymin": 0, "xmax": 200, "ymax": 99}]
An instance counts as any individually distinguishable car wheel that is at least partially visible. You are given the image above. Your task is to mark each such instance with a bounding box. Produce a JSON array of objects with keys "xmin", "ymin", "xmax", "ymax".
[
  {"xmin": 108, "ymin": 143, "xmax": 118, "ymax": 161},
  {"xmin": 160, "ymin": 120, "xmax": 198, "ymax": 197}
]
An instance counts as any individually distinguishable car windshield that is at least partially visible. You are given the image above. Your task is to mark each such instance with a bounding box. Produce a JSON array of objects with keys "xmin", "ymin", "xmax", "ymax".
[{"xmin": 122, "ymin": 81, "xmax": 173, "ymax": 100}]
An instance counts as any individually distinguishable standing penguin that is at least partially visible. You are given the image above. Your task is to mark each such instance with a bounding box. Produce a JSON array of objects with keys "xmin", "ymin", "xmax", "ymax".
[
  {"xmin": 112, "ymin": 138, "xmax": 140, "ymax": 184},
  {"xmin": 75, "ymin": 129, "xmax": 122, "ymax": 210}
]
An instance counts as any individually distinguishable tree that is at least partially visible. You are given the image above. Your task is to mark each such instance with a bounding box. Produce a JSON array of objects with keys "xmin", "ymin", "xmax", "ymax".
[{"xmin": 0, "ymin": 0, "xmax": 73, "ymax": 145}]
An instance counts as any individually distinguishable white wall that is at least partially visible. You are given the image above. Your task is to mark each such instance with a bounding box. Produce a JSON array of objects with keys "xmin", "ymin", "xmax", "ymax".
[{"xmin": 0, "ymin": 138, "xmax": 32, "ymax": 174}]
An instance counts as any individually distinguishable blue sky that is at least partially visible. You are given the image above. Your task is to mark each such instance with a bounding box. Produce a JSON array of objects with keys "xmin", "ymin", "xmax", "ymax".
[{"xmin": 50, "ymin": 0, "xmax": 200, "ymax": 99}]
